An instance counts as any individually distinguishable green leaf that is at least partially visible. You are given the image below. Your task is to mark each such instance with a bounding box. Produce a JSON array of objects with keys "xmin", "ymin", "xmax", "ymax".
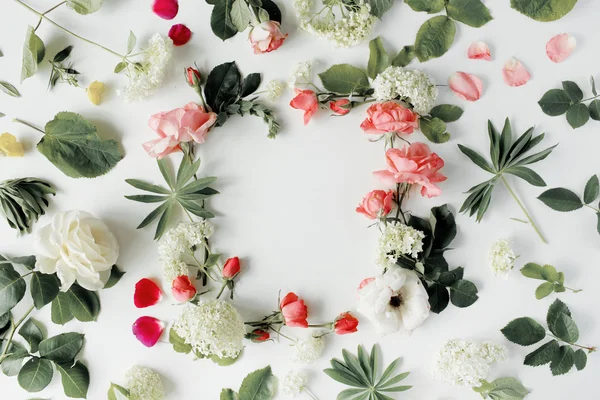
[
  {"xmin": 19, "ymin": 318, "xmax": 43, "ymax": 353},
  {"xmin": 66, "ymin": 284, "xmax": 100, "ymax": 322},
  {"xmin": 157, "ymin": 159, "xmax": 175, "ymax": 190},
  {"xmin": 597, "ymin": 212, "xmax": 600, "ymax": 236},
  {"xmin": 38, "ymin": 112, "xmax": 122, "ymax": 178},
  {"xmin": 367, "ymin": 37, "xmax": 389, "ymax": 79},
  {"xmin": 449, "ymin": 279, "xmax": 478, "ymax": 307},
  {"xmin": 487, "ymin": 377, "xmax": 529, "ymax": 400},
  {"xmin": 103, "ymin": 265, "xmax": 125, "ymax": 289},
  {"xmin": 505, "ymin": 166, "xmax": 546, "ymax": 187},
  {"xmin": 405, "ymin": 0, "xmax": 445, "ymax": 13},
  {"xmin": 391, "ymin": 45, "xmax": 415, "ymax": 67},
  {"xmin": 367, "ymin": 0, "xmax": 396, "ymax": 18},
  {"xmin": 125, "ymin": 179, "xmax": 170, "ymax": 194},
  {"xmin": 51, "ymin": 292, "xmax": 74, "ymax": 325},
  {"xmin": 126, "ymin": 31, "xmax": 136, "ymax": 54},
  {"xmin": 583, "ymin": 175, "xmax": 599, "ymax": 204},
  {"xmin": 0, "ymin": 81, "xmax": 21, "ymax": 97},
  {"xmin": 521, "ymin": 263, "xmax": 543, "ymax": 279},
  {"xmin": 0, "ymin": 262, "xmax": 26, "ymax": 315},
  {"xmin": 220, "ymin": 388, "xmax": 239, "ymax": 400},
  {"xmin": 66, "ymin": 0, "xmax": 102, "ymax": 15},
  {"xmin": 538, "ymin": 188, "xmax": 583, "ymax": 212},
  {"xmin": 592, "ymin": 76, "xmax": 598, "ymax": 96},
  {"xmin": 430, "ymin": 204, "xmax": 457, "ymax": 251},
  {"xmin": 550, "ymin": 345, "xmax": 575, "ymax": 376},
  {"xmin": 240, "ymin": 73, "xmax": 262, "ymax": 98},
  {"xmin": 9, "ymin": 256, "xmax": 37, "ymax": 270},
  {"xmin": 540, "ymin": 264, "xmax": 559, "ymax": 282},
  {"xmin": 420, "ymin": 117, "xmax": 450, "ymax": 143},
  {"xmin": 457, "ymin": 144, "xmax": 495, "ymax": 173},
  {"xmin": 429, "ymin": 104, "xmax": 463, "ymax": 123},
  {"xmin": 1, "ymin": 342, "xmax": 28, "ymax": 376},
  {"xmin": 566, "ymin": 103, "xmax": 590, "ymax": 129},
  {"xmin": 39, "ymin": 332, "xmax": 84, "ymax": 363},
  {"xmin": 562, "ymin": 80, "xmax": 583, "ymax": 103},
  {"xmin": 169, "ymin": 327, "xmax": 192, "ymax": 354},
  {"xmin": 546, "ymin": 298, "xmax": 571, "ymax": 333},
  {"xmin": 524, "ymin": 340, "xmax": 560, "ymax": 366},
  {"xmin": 211, "ymin": 353, "xmax": 240, "ymax": 366},
  {"xmin": 553, "ymin": 313, "xmax": 579, "ymax": 343},
  {"xmin": 56, "ymin": 361, "xmax": 89, "ymax": 398},
  {"xmin": 318, "ymin": 64, "xmax": 370, "ymax": 95},
  {"xmin": 30, "ymin": 272, "xmax": 60, "ymax": 309},
  {"xmin": 21, "ymin": 26, "xmax": 45, "ymax": 82},
  {"xmin": 114, "ymin": 62, "xmax": 127, "ymax": 74},
  {"xmin": 176, "ymin": 157, "xmax": 201, "ymax": 190},
  {"xmin": 446, "ymin": 0, "xmax": 492, "ymax": 27},
  {"xmin": 230, "ymin": 0, "xmax": 252, "ymax": 32},
  {"xmin": 427, "ymin": 283, "xmax": 449, "ymax": 313},
  {"xmin": 18, "ymin": 357, "xmax": 53, "ymax": 392},
  {"xmin": 574, "ymin": 349, "xmax": 587, "ymax": 370},
  {"xmin": 501, "ymin": 317, "xmax": 546, "ymax": 346},
  {"xmin": 259, "ymin": 0, "xmax": 282, "ymax": 23},
  {"xmin": 538, "ymin": 89, "xmax": 572, "ymax": 116},
  {"xmin": 210, "ymin": 0, "xmax": 238, "ymax": 40},
  {"xmin": 237, "ymin": 365, "xmax": 277, "ymax": 400},
  {"xmin": 588, "ymin": 99, "xmax": 600, "ymax": 120},
  {"xmin": 510, "ymin": 0, "xmax": 578, "ymax": 22},
  {"xmin": 535, "ymin": 282, "xmax": 555, "ymax": 299},
  {"xmin": 414, "ymin": 16, "xmax": 456, "ymax": 62},
  {"xmin": 108, "ymin": 383, "xmax": 130, "ymax": 400},
  {"xmin": 204, "ymin": 62, "xmax": 241, "ymax": 112}
]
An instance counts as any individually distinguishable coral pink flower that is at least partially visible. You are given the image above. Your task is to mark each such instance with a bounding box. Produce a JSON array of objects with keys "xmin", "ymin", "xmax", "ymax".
[
  {"xmin": 280, "ymin": 292, "xmax": 308, "ymax": 328},
  {"xmin": 249, "ymin": 329, "xmax": 270, "ymax": 342},
  {"xmin": 185, "ymin": 67, "xmax": 201, "ymax": 87},
  {"xmin": 330, "ymin": 99, "xmax": 351, "ymax": 115},
  {"xmin": 358, "ymin": 277, "xmax": 375, "ymax": 290},
  {"xmin": 356, "ymin": 190, "xmax": 395, "ymax": 219},
  {"xmin": 144, "ymin": 102, "xmax": 217, "ymax": 158},
  {"xmin": 546, "ymin": 34, "xmax": 576, "ymax": 63},
  {"xmin": 360, "ymin": 102, "xmax": 419, "ymax": 135},
  {"xmin": 168, "ymin": 24, "xmax": 192, "ymax": 46},
  {"xmin": 449, "ymin": 72, "xmax": 483, "ymax": 101},
  {"xmin": 334, "ymin": 312, "xmax": 359, "ymax": 335},
  {"xmin": 152, "ymin": 0, "xmax": 178, "ymax": 20},
  {"xmin": 249, "ymin": 21, "xmax": 287, "ymax": 54},
  {"xmin": 222, "ymin": 257, "xmax": 241, "ymax": 279},
  {"xmin": 171, "ymin": 275, "xmax": 197, "ymax": 302},
  {"xmin": 290, "ymin": 89, "xmax": 318, "ymax": 125},
  {"xmin": 502, "ymin": 58, "xmax": 531, "ymax": 87},
  {"xmin": 374, "ymin": 143, "xmax": 447, "ymax": 198},
  {"xmin": 467, "ymin": 41, "xmax": 491, "ymax": 61},
  {"xmin": 133, "ymin": 278, "xmax": 162, "ymax": 308},
  {"xmin": 132, "ymin": 316, "xmax": 164, "ymax": 347}
]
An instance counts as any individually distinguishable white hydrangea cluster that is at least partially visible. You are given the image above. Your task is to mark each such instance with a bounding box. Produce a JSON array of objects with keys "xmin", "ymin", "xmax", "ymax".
[
  {"xmin": 296, "ymin": 2, "xmax": 375, "ymax": 48},
  {"xmin": 288, "ymin": 60, "xmax": 315, "ymax": 89},
  {"xmin": 172, "ymin": 300, "xmax": 245, "ymax": 359},
  {"xmin": 125, "ymin": 366, "xmax": 164, "ymax": 400},
  {"xmin": 118, "ymin": 34, "xmax": 173, "ymax": 103},
  {"xmin": 293, "ymin": 334, "xmax": 325, "ymax": 364},
  {"xmin": 433, "ymin": 340, "xmax": 508, "ymax": 388},
  {"xmin": 266, "ymin": 80, "xmax": 286, "ymax": 101},
  {"xmin": 377, "ymin": 221, "xmax": 425, "ymax": 269},
  {"xmin": 282, "ymin": 370, "xmax": 308, "ymax": 397},
  {"xmin": 489, "ymin": 239, "xmax": 517, "ymax": 279},
  {"xmin": 372, "ymin": 66, "xmax": 438, "ymax": 115}
]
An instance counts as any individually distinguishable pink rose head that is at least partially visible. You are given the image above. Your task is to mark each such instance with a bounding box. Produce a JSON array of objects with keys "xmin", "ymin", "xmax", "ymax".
[
  {"xmin": 360, "ymin": 102, "xmax": 419, "ymax": 136},
  {"xmin": 152, "ymin": 0, "xmax": 178, "ymax": 20},
  {"xmin": 290, "ymin": 89, "xmax": 318, "ymax": 125},
  {"xmin": 171, "ymin": 275, "xmax": 197, "ymax": 302},
  {"xmin": 467, "ymin": 41, "xmax": 491, "ymax": 61},
  {"xmin": 449, "ymin": 72, "xmax": 483, "ymax": 101},
  {"xmin": 222, "ymin": 257, "xmax": 241, "ymax": 279},
  {"xmin": 334, "ymin": 312, "xmax": 359, "ymax": 335},
  {"xmin": 356, "ymin": 190, "xmax": 395, "ymax": 219},
  {"xmin": 546, "ymin": 34, "xmax": 576, "ymax": 63},
  {"xmin": 280, "ymin": 292, "xmax": 308, "ymax": 328},
  {"xmin": 132, "ymin": 316, "xmax": 164, "ymax": 347},
  {"xmin": 330, "ymin": 99, "xmax": 351, "ymax": 115},
  {"xmin": 249, "ymin": 21, "xmax": 287, "ymax": 54},
  {"xmin": 168, "ymin": 24, "xmax": 192, "ymax": 46},
  {"xmin": 374, "ymin": 143, "xmax": 447, "ymax": 198},
  {"xmin": 502, "ymin": 58, "xmax": 531, "ymax": 87}
]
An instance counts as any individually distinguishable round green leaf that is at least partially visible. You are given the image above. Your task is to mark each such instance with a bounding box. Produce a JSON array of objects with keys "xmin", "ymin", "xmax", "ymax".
[
  {"xmin": 56, "ymin": 361, "xmax": 89, "ymax": 399},
  {"xmin": 501, "ymin": 317, "xmax": 545, "ymax": 346},
  {"xmin": 66, "ymin": 284, "xmax": 100, "ymax": 322},
  {"xmin": 535, "ymin": 282, "xmax": 555, "ymax": 299},
  {"xmin": 449, "ymin": 279, "xmax": 478, "ymax": 308},
  {"xmin": 510, "ymin": 0, "xmax": 578, "ymax": 22},
  {"xmin": 562, "ymin": 80, "xmax": 583, "ymax": 102},
  {"xmin": 429, "ymin": 104, "xmax": 464, "ymax": 123},
  {"xmin": 51, "ymin": 292, "xmax": 74, "ymax": 325},
  {"xmin": 414, "ymin": 16, "xmax": 456, "ymax": 62},
  {"xmin": 0, "ymin": 262, "xmax": 26, "ymax": 315},
  {"xmin": 1, "ymin": 342, "xmax": 28, "ymax": 376},
  {"xmin": 17, "ymin": 357, "xmax": 53, "ymax": 392},
  {"xmin": 588, "ymin": 99, "xmax": 600, "ymax": 120},
  {"xmin": 520, "ymin": 263, "xmax": 543, "ymax": 279},
  {"xmin": 538, "ymin": 89, "xmax": 571, "ymax": 116},
  {"xmin": 566, "ymin": 103, "xmax": 590, "ymax": 129},
  {"xmin": 574, "ymin": 349, "xmax": 587, "ymax": 370},
  {"xmin": 318, "ymin": 64, "xmax": 370, "ymax": 95},
  {"xmin": 538, "ymin": 188, "xmax": 583, "ymax": 212},
  {"xmin": 446, "ymin": 0, "xmax": 493, "ymax": 28},
  {"xmin": 420, "ymin": 117, "xmax": 450, "ymax": 143},
  {"xmin": 583, "ymin": 175, "xmax": 599, "ymax": 204},
  {"xmin": 39, "ymin": 332, "xmax": 84, "ymax": 363}
]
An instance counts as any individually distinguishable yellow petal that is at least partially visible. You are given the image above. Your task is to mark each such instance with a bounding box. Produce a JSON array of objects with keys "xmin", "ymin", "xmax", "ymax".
[
  {"xmin": 0, "ymin": 133, "xmax": 24, "ymax": 157},
  {"xmin": 87, "ymin": 81, "xmax": 105, "ymax": 105}
]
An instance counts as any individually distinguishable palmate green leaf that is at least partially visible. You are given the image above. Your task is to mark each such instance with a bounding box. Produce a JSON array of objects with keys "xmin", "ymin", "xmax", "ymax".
[
  {"xmin": 18, "ymin": 357, "xmax": 53, "ymax": 392},
  {"xmin": 176, "ymin": 157, "xmax": 202, "ymax": 189},
  {"xmin": 237, "ymin": 365, "xmax": 276, "ymax": 400},
  {"xmin": 19, "ymin": 318, "xmax": 43, "ymax": 353},
  {"xmin": 367, "ymin": 37, "xmax": 389, "ymax": 79},
  {"xmin": 538, "ymin": 188, "xmax": 583, "ymax": 212},
  {"xmin": 21, "ymin": 26, "xmax": 45, "ymax": 82},
  {"xmin": 524, "ymin": 340, "xmax": 560, "ymax": 366},
  {"xmin": 445, "ymin": 0, "xmax": 492, "ymax": 28},
  {"xmin": 583, "ymin": 175, "xmax": 599, "ymax": 204},
  {"xmin": 550, "ymin": 345, "xmax": 575, "ymax": 376},
  {"xmin": 510, "ymin": 0, "xmax": 578, "ymax": 22},
  {"xmin": 357, "ymin": 345, "xmax": 373, "ymax": 383},
  {"xmin": 318, "ymin": 64, "xmax": 370, "ymax": 95},
  {"xmin": 414, "ymin": 16, "xmax": 456, "ymax": 62},
  {"xmin": 56, "ymin": 361, "xmax": 89, "ymax": 398},
  {"xmin": 501, "ymin": 317, "xmax": 545, "ymax": 346}
]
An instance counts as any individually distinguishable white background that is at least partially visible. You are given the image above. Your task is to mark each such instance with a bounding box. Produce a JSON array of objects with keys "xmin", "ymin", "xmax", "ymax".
[{"xmin": 1, "ymin": 0, "xmax": 600, "ymax": 399}]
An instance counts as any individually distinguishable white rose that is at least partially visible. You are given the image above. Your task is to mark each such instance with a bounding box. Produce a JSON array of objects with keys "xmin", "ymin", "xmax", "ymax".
[
  {"xmin": 34, "ymin": 210, "xmax": 119, "ymax": 291},
  {"xmin": 357, "ymin": 268, "xmax": 430, "ymax": 335}
]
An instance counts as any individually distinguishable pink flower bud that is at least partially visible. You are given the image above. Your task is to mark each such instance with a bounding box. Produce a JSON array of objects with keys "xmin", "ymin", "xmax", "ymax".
[
  {"xmin": 356, "ymin": 190, "xmax": 395, "ymax": 219},
  {"xmin": 171, "ymin": 275, "xmax": 197, "ymax": 302},
  {"xmin": 334, "ymin": 312, "xmax": 359, "ymax": 335},
  {"xmin": 280, "ymin": 292, "xmax": 308, "ymax": 328},
  {"xmin": 329, "ymin": 99, "xmax": 351, "ymax": 115},
  {"xmin": 222, "ymin": 257, "xmax": 241, "ymax": 279},
  {"xmin": 185, "ymin": 67, "xmax": 201, "ymax": 87},
  {"xmin": 249, "ymin": 329, "xmax": 270, "ymax": 343}
]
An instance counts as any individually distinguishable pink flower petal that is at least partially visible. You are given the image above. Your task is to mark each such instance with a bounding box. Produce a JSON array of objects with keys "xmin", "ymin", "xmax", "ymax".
[
  {"xmin": 168, "ymin": 24, "xmax": 192, "ymax": 46},
  {"xmin": 448, "ymin": 72, "xmax": 483, "ymax": 101},
  {"xmin": 502, "ymin": 58, "xmax": 531, "ymax": 87},
  {"xmin": 132, "ymin": 316, "xmax": 164, "ymax": 347},
  {"xmin": 546, "ymin": 34, "xmax": 576, "ymax": 63},
  {"xmin": 152, "ymin": 0, "xmax": 178, "ymax": 20},
  {"xmin": 134, "ymin": 278, "xmax": 163, "ymax": 308},
  {"xmin": 467, "ymin": 41, "xmax": 491, "ymax": 61}
]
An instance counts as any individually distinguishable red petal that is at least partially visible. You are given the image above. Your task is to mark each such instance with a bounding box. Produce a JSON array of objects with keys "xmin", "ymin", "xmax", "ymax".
[
  {"xmin": 132, "ymin": 316, "xmax": 164, "ymax": 347},
  {"xmin": 152, "ymin": 0, "xmax": 178, "ymax": 20},
  {"xmin": 168, "ymin": 24, "xmax": 192, "ymax": 46},
  {"xmin": 134, "ymin": 278, "xmax": 163, "ymax": 308}
]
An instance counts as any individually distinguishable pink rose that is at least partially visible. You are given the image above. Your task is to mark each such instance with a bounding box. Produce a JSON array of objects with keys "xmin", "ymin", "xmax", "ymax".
[
  {"xmin": 360, "ymin": 102, "xmax": 419, "ymax": 135},
  {"xmin": 280, "ymin": 292, "xmax": 308, "ymax": 328},
  {"xmin": 143, "ymin": 102, "xmax": 217, "ymax": 158},
  {"xmin": 249, "ymin": 21, "xmax": 287, "ymax": 54},
  {"xmin": 290, "ymin": 89, "xmax": 318, "ymax": 125},
  {"xmin": 374, "ymin": 143, "xmax": 447, "ymax": 198},
  {"xmin": 356, "ymin": 190, "xmax": 395, "ymax": 219},
  {"xmin": 171, "ymin": 275, "xmax": 197, "ymax": 302},
  {"xmin": 330, "ymin": 99, "xmax": 351, "ymax": 115}
]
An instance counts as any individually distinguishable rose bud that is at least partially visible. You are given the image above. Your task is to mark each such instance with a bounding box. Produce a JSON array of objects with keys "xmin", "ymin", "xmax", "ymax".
[
  {"xmin": 280, "ymin": 292, "xmax": 308, "ymax": 328},
  {"xmin": 171, "ymin": 275, "xmax": 197, "ymax": 302},
  {"xmin": 185, "ymin": 67, "xmax": 201, "ymax": 87},
  {"xmin": 247, "ymin": 329, "xmax": 270, "ymax": 343},
  {"xmin": 329, "ymin": 99, "xmax": 351, "ymax": 115},
  {"xmin": 222, "ymin": 257, "xmax": 241, "ymax": 279},
  {"xmin": 334, "ymin": 312, "xmax": 359, "ymax": 335},
  {"xmin": 356, "ymin": 190, "xmax": 395, "ymax": 219}
]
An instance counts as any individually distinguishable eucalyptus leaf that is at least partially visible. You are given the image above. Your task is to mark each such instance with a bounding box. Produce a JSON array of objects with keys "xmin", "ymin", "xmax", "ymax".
[{"xmin": 414, "ymin": 16, "xmax": 456, "ymax": 62}]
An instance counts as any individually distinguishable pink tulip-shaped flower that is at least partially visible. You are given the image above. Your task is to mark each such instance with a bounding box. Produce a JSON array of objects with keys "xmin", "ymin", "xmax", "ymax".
[
  {"xmin": 360, "ymin": 102, "xmax": 419, "ymax": 135},
  {"xmin": 356, "ymin": 190, "xmax": 395, "ymax": 219},
  {"xmin": 249, "ymin": 21, "xmax": 287, "ymax": 54},
  {"xmin": 222, "ymin": 257, "xmax": 241, "ymax": 279},
  {"xmin": 449, "ymin": 72, "xmax": 483, "ymax": 101},
  {"xmin": 280, "ymin": 292, "xmax": 308, "ymax": 328},
  {"xmin": 171, "ymin": 275, "xmax": 197, "ymax": 302}
]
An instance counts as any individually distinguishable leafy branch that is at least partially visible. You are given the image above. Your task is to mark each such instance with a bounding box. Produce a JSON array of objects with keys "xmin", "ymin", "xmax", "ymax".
[
  {"xmin": 538, "ymin": 77, "xmax": 600, "ymax": 129},
  {"xmin": 48, "ymin": 45, "xmax": 80, "ymax": 90},
  {"xmin": 0, "ymin": 178, "xmax": 54, "ymax": 233},
  {"xmin": 520, "ymin": 263, "xmax": 581, "ymax": 300}
]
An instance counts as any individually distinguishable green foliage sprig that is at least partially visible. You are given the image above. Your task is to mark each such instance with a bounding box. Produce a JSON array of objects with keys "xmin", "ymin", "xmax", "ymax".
[
  {"xmin": 48, "ymin": 45, "xmax": 80, "ymax": 90},
  {"xmin": 220, "ymin": 366, "xmax": 277, "ymax": 399},
  {"xmin": 458, "ymin": 118, "xmax": 557, "ymax": 243},
  {"xmin": 538, "ymin": 174, "xmax": 600, "ymax": 237},
  {"xmin": 501, "ymin": 299, "xmax": 595, "ymax": 376},
  {"xmin": 520, "ymin": 263, "xmax": 581, "ymax": 299},
  {"xmin": 0, "ymin": 178, "xmax": 55, "ymax": 233},
  {"xmin": 208, "ymin": 0, "xmax": 282, "ymax": 41},
  {"xmin": 324, "ymin": 344, "xmax": 411, "ymax": 399},
  {"xmin": 510, "ymin": 0, "xmax": 577, "ymax": 22},
  {"xmin": 539, "ymin": 78, "xmax": 600, "ymax": 129}
]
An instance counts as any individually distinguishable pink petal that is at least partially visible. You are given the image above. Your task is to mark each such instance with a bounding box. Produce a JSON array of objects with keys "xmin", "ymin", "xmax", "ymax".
[
  {"xmin": 133, "ymin": 316, "xmax": 164, "ymax": 347},
  {"xmin": 152, "ymin": 0, "xmax": 178, "ymax": 20},
  {"xmin": 546, "ymin": 34, "xmax": 576, "ymax": 63},
  {"xmin": 168, "ymin": 24, "xmax": 192, "ymax": 46},
  {"xmin": 502, "ymin": 58, "xmax": 531, "ymax": 87},
  {"xmin": 134, "ymin": 278, "xmax": 163, "ymax": 308},
  {"xmin": 467, "ymin": 41, "xmax": 491, "ymax": 61},
  {"xmin": 448, "ymin": 72, "xmax": 483, "ymax": 101}
]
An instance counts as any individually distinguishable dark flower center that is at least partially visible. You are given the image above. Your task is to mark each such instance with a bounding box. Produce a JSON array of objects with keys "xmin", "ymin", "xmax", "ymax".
[{"xmin": 389, "ymin": 293, "xmax": 403, "ymax": 308}]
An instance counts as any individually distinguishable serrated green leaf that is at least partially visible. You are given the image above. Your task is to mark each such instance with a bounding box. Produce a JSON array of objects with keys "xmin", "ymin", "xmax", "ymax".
[
  {"xmin": 446, "ymin": 0, "xmax": 492, "ymax": 28},
  {"xmin": 583, "ymin": 175, "xmax": 599, "ymax": 204},
  {"xmin": 319, "ymin": 64, "xmax": 370, "ymax": 95},
  {"xmin": 546, "ymin": 298, "xmax": 571, "ymax": 334},
  {"xmin": 0, "ymin": 262, "xmax": 26, "ymax": 315},
  {"xmin": 414, "ymin": 16, "xmax": 456, "ymax": 62},
  {"xmin": 538, "ymin": 188, "xmax": 583, "ymax": 212},
  {"xmin": 429, "ymin": 104, "xmax": 463, "ymax": 122},
  {"xmin": 510, "ymin": 0, "xmax": 577, "ymax": 22},
  {"xmin": 566, "ymin": 103, "xmax": 590, "ymax": 129},
  {"xmin": 562, "ymin": 80, "xmax": 583, "ymax": 102},
  {"xmin": 367, "ymin": 37, "xmax": 389, "ymax": 79},
  {"xmin": 538, "ymin": 89, "xmax": 571, "ymax": 116},
  {"xmin": 366, "ymin": 0, "xmax": 396, "ymax": 18},
  {"xmin": 39, "ymin": 332, "xmax": 84, "ymax": 363},
  {"xmin": 550, "ymin": 345, "xmax": 575, "ymax": 376},
  {"xmin": 204, "ymin": 62, "xmax": 241, "ymax": 112},
  {"xmin": 420, "ymin": 117, "xmax": 449, "ymax": 143},
  {"xmin": 210, "ymin": 0, "xmax": 238, "ymax": 40},
  {"xmin": 391, "ymin": 45, "xmax": 415, "ymax": 67},
  {"xmin": 450, "ymin": 279, "xmax": 478, "ymax": 307},
  {"xmin": 65, "ymin": 284, "xmax": 100, "ymax": 322},
  {"xmin": 553, "ymin": 313, "xmax": 579, "ymax": 343},
  {"xmin": 524, "ymin": 340, "xmax": 560, "ymax": 366},
  {"xmin": 540, "ymin": 264, "xmax": 559, "ymax": 282},
  {"xmin": 521, "ymin": 263, "xmax": 544, "ymax": 279},
  {"xmin": 501, "ymin": 317, "xmax": 545, "ymax": 346},
  {"xmin": 238, "ymin": 365, "xmax": 276, "ymax": 400},
  {"xmin": 535, "ymin": 282, "xmax": 555, "ymax": 299},
  {"xmin": 21, "ymin": 26, "xmax": 45, "ymax": 82},
  {"xmin": 487, "ymin": 377, "xmax": 529, "ymax": 400},
  {"xmin": 405, "ymin": 0, "xmax": 445, "ymax": 13},
  {"xmin": 574, "ymin": 349, "xmax": 587, "ymax": 370},
  {"xmin": 230, "ymin": 0, "xmax": 252, "ymax": 32},
  {"xmin": 51, "ymin": 292, "xmax": 74, "ymax": 325},
  {"xmin": 220, "ymin": 388, "xmax": 238, "ymax": 400},
  {"xmin": 18, "ymin": 357, "xmax": 53, "ymax": 392},
  {"xmin": 56, "ymin": 361, "xmax": 89, "ymax": 398}
]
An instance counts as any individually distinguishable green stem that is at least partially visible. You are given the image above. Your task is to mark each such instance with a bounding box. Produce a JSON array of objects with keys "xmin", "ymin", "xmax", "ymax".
[
  {"xmin": 0, "ymin": 305, "xmax": 35, "ymax": 360},
  {"xmin": 304, "ymin": 388, "xmax": 320, "ymax": 400},
  {"xmin": 548, "ymin": 334, "xmax": 596, "ymax": 352},
  {"xmin": 500, "ymin": 176, "xmax": 548, "ymax": 244},
  {"xmin": 584, "ymin": 204, "xmax": 600, "ymax": 213},
  {"xmin": 307, "ymin": 323, "xmax": 333, "ymax": 329},
  {"xmin": 33, "ymin": 0, "xmax": 65, "ymax": 30},
  {"xmin": 581, "ymin": 94, "xmax": 600, "ymax": 103},
  {"xmin": 565, "ymin": 286, "xmax": 583, "ymax": 293},
  {"xmin": 13, "ymin": 118, "xmax": 45, "ymax": 134},
  {"xmin": 215, "ymin": 281, "xmax": 227, "ymax": 299}
]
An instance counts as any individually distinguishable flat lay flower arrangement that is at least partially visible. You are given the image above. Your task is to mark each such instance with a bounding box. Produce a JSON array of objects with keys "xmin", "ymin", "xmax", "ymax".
[{"xmin": 0, "ymin": 0, "xmax": 599, "ymax": 399}]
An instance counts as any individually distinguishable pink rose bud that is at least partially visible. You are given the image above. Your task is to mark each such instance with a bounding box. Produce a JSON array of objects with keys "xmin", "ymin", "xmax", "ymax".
[
  {"xmin": 290, "ymin": 89, "xmax": 318, "ymax": 125},
  {"xmin": 356, "ymin": 190, "xmax": 395, "ymax": 219},
  {"xmin": 171, "ymin": 275, "xmax": 197, "ymax": 302},
  {"xmin": 248, "ymin": 329, "xmax": 270, "ymax": 343},
  {"xmin": 222, "ymin": 257, "xmax": 241, "ymax": 279},
  {"xmin": 185, "ymin": 67, "xmax": 201, "ymax": 87},
  {"xmin": 329, "ymin": 99, "xmax": 351, "ymax": 115},
  {"xmin": 280, "ymin": 292, "xmax": 308, "ymax": 328},
  {"xmin": 249, "ymin": 21, "xmax": 287, "ymax": 54},
  {"xmin": 360, "ymin": 102, "xmax": 420, "ymax": 135},
  {"xmin": 168, "ymin": 23, "xmax": 192, "ymax": 46},
  {"xmin": 152, "ymin": 0, "xmax": 178, "ymax": 20},
  {"xmin": 334, "ymin": 312, "xmax": 359, "ymax": 335}
]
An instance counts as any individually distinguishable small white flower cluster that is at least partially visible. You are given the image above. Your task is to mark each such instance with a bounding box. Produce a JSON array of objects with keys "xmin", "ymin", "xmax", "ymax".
[
  {"xmin": 489, "ymin": 239, "xmax": 517, "ymax": 279},
  {"xmin": 118, "ymin": 34, "xmax": 173, "ymax": 103},
  {"xmin": 372, "ymin": 66, "xmax": 438, "ymax": 115},
  {"xmin": 125, "ymin": 366, "xmax": 164, "ymax": 400},
  {"xmin": 433, "ymin": 340, "xmax": 508, "ymax": 388},
  {"xmin": 293, "ymin": 334, "xmax": 325, "ymax": 364},
  {"xmin": 288, "ymin": 60, "xmax": 315, "ymax": 89},
  {"xmin": 172, "ymin": 300, "xmax": 245, "ymax": 359},
  {"xmin": 282, "ymin": 370, "xmax": 308, "ymax": 397},
  {"xmin": 296, "ymin": 2, "xmax": 375, "ymax": 48},
  {"xmin": 377, "ymin": 221, "xmax": 425, "ymax": 269},
  {"xmin": 158, "ymin": 221, "xmax": 214, "ymax": 281},
  {"xmin": 266, "ymin": 80, "xmax": 286, "ymax": 101}
]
